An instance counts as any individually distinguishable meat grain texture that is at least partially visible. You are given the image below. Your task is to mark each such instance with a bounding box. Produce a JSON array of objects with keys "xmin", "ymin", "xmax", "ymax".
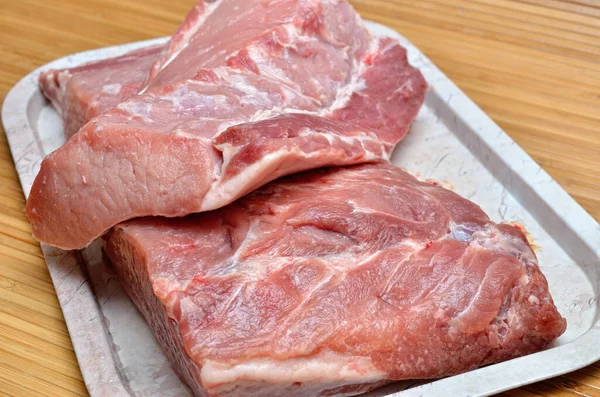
[
  {"xmin": 106, "ymin": 163, "xmax": 566, "ymax": 397},
  {"xmin": 39, "ymin": 45, "xmax": 163, "ymax": 138},
  {"xmin": 28, "ymin": 0, "xmax": 427, "ymax": 250}
]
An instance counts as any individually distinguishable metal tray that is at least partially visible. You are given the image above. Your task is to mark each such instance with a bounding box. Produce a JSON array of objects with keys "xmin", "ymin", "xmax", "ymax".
[{"xmin": 3, "ymin": 21, "xmax": 599, "ymax": 397}]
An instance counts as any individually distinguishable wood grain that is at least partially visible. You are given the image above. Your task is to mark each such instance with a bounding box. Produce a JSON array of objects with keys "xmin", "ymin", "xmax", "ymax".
[{"xmin": 0, "ymin": 0, "xmax": 598, "ymax": 396}]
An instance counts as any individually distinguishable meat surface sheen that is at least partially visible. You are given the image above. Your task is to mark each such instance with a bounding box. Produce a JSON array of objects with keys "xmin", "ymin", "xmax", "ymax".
[
  {"xmin": 39, "ymin": 45, "xmax": 163, "ymax": 138},
  {"xmin": 27, "ymin": 0, "xmax": 427, "ymax": 250},
  {"xmin": 106, "ymin": 163, "xmax": 566, "ymax": 397}
]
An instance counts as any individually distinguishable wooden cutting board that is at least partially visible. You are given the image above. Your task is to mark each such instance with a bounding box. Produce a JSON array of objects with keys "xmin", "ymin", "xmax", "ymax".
[{"xmin": 0, "ymin": 0, "xmax": 598, "ymax": 396}]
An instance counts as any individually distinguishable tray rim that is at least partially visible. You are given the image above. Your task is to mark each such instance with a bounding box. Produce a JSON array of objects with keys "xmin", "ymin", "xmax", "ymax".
[{"xmin": 2, "ymin": 21, "xmax": 599, "ymax": 397}]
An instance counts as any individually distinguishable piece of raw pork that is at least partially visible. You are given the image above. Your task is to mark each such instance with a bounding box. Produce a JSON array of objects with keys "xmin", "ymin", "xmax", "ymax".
[
  {"xmin": 39, "ymin": 45, "xmax": 163, "ymax": 139},
  {"xmin": 27, "ymin": 0, "xmax": 427, "ymax": 250},
  {"xmin": 106, "ymin": 162, "xmax": 566, "ymax": 397}
]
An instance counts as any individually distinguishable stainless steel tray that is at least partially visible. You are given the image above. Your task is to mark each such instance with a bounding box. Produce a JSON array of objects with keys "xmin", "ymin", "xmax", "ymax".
[{"xmin": 3, "ymin": 21, "xmax": 599, "ymax": 397}]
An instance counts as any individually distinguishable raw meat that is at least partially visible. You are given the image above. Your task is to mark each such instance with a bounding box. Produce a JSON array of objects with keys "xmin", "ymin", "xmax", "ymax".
[
  {"xmin": 27, "ymin": 0, "xmax": 427, "ymax": 250},
  {"xmin": 39, "ymin": 45, "xmax": 163, "ymax": 138},
  {"xmin": 106, "ymin": 162, "xmax": 566, "ymax": 397}
]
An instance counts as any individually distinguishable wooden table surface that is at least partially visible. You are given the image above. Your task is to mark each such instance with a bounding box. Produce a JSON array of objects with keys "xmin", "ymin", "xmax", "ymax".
[{"xmin": 0, "ymin": 0, "xmax": 599, "ymax": 396}]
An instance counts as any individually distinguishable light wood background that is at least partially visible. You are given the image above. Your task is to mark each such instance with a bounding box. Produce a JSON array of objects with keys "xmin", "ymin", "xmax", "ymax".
[{"xmin": 0, "ymin": 0, "xmax": 599, "ymax": 396}]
